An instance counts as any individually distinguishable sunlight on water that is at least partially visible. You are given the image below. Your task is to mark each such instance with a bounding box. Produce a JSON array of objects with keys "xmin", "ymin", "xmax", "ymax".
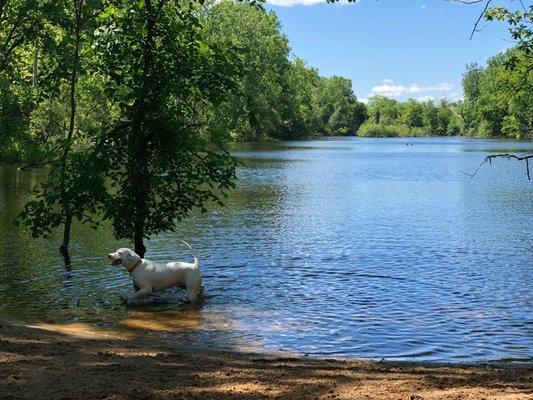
[
  {"xmin": 27, "ymin": 323, "xmax": 134, "ymax": 340},
  {"xmin": 1, "ymin": 137, "xmax": 532, "ymax": 362}
]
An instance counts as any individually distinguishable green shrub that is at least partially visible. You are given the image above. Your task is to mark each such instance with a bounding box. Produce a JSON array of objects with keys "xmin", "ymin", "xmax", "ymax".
[
  {"xmin": 501, "ymin": 115, "xmax": 522, "ymax": 139},
  {"xmin": 357, "ymin": 122, "xmax": 429, "ymax": 137}
]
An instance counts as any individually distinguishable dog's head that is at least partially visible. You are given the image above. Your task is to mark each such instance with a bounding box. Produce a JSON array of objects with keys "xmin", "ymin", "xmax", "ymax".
[{"xmin": 107, "ymin": 248, "xmax": 140, "ymax": 268}]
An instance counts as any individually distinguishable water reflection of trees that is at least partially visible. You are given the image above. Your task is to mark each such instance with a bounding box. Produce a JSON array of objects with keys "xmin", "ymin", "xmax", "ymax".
[
  {"xmin": 0, "ymin": 166, "xmax": 111, "ymax": 321},
  {"xmin": 0, "ymin": 160, "xmax": 282, "ymax": 352}
]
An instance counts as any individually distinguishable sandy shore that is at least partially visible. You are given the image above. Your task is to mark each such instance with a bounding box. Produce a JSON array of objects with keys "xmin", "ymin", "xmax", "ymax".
[{"xmin": 0, "ymin": 322, "xmax": 531, "ymax": 400}]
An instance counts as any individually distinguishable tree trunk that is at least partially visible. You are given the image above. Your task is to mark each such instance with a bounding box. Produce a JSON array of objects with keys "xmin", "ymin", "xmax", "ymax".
[
  {"xmin": 130, "ymin": 0, "xmax": 154, "ymax": 258},
  {"xmin": 60, "ymin": 245, "xmax": 72, "ymax": 272},
  {"xmin": 60, "ymin": 212, "xmax": 72, "ymax": 253},
  {"xmin": 134, "ymin": 225, "xmax": 146, "ymax": 258},
  {"xmin": 58, "ymin": 0, "xmax": 82, "ymax": 252}
]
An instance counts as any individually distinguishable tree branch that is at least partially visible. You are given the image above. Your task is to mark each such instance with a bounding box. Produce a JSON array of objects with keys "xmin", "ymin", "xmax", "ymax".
[
  {"xmin": 470, "ymin": 0, "xmax": 493, "ymax": 40},
  {"xmin": 449, "ymin": 0, "xmax": 486, "ymax": 4},
  {"xmin": 461, "ymin": 153, "xmax": 533, "ymax": 180},
  {"xmin": 448, "ymin": 0, "xmax": 494, "ymax": 40}
]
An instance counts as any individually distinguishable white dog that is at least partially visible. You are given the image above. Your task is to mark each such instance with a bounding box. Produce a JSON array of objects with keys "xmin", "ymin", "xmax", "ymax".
[{"xmin": 107, "ymin": 240, "xmax": 203, "ymax": 304}]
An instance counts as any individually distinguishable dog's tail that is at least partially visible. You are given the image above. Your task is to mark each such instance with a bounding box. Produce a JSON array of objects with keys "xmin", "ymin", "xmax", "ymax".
[{"xmin": 178, "ymin": 239, "xmax": 198, "ymax": 266}]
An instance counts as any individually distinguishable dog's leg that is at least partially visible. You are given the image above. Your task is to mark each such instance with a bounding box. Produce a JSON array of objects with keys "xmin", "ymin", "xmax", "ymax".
[
  {"xmin": 186, "ymin": 282, "xmax": 202, "ymax": 303},
  {"xmin": 127, "ymin": 286, "xmax": 152, "ymax": 305}
]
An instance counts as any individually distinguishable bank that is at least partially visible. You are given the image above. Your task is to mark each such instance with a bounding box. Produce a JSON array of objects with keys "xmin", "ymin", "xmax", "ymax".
[{"xmin": 1, "ymin": 322, "xmax": 531, "ymax": 400}]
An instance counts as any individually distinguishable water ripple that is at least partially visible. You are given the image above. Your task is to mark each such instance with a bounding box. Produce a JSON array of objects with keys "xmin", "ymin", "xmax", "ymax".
[{"xmin": 0, "ymin": 137, "xmax": 532, "ymax": 362}]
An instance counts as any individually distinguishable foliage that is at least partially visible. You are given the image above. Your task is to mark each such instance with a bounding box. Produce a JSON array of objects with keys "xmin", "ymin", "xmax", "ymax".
[
  {"xmin": 202, "ymin": 1, "xmax": 366, "ymax": 139},
  {"xmin": 358, "ymin": 122, "xmax": 425, "ymax": 138},
  {"xmin": 202, "ymin": 0, "xmax": 291, "ymax": 140},
  {"xmin": 0, "ymin": 0, "xmax": 51, "ymax": 72},
  {"xmin": 15, "ymin": 147, "xmax": 110, "ymax": 237},
  {"xmin": 0, "ymin": 0, "xmax": 51, "ymax": 163},
  {"xmin": 366, "ymin": 96, "xmax": 399, "ymax": 126},
  {"xmin": 359, "ymin": 96, "xmax": 462, "ymax": 137},
  {"xmin": 312, "ymin": 75, "xmax": 366, "ymax": 135},
  {"xmin": 485, "ymin": 5, "xmax": 532, "ymax": 54},
  {"xmin": 401, "ymin": 100, "xmax": 424, "ymax": 128},
  {"xmin": 284, "ymin": 57, "xmax": 322, "ymax": 135},
  {"xmin": 88, "ymin": 0, "xmax": 240, "ymax": 255},
  {"xmin": 10, "ymin": 0, "xmax": 242, "ymax": 254},
  {"xmin": 461, "ymin": 47, "xmax": 532, "ymax": 139}
]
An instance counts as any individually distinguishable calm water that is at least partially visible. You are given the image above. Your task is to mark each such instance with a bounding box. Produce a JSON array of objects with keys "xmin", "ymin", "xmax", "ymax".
[{"xmin": 1, "ymin": 137, "xmax": 532, "ymax": 363}]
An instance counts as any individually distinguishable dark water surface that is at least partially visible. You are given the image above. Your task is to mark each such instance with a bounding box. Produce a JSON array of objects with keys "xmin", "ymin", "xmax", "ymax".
[{"xmin": 1, "ymin": 137, "xmax": 532, "ymax": 362}]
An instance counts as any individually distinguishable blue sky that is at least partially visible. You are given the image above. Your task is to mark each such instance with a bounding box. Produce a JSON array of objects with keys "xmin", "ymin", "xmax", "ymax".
[{"xmin": 265, "ymin": 0, "xmax": 520, "ymax": 103}]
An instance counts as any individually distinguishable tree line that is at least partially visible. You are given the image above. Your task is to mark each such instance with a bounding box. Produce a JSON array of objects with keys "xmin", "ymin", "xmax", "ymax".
[
  {"xmin": 0, "ymin": 0, "xmax": 368, "ymax": 167},
  {"xmin": 358, "ymin": 45, "xmax": 532, "ymax": 140},
  {"xmin": 3, "ymin": 2, "xmax": 531, "ymax": 169},
  {"xmin": 358, "ymin": 97, "xmax": 463, "ymax": 138}
]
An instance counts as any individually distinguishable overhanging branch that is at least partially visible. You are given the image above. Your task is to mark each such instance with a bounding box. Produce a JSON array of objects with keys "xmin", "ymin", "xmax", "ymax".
[
  {"xmin": 448, "ymin": 0, "xmax": 494, "ymax": 40},
  {"xmin": 461, "ymin": 153, "xmax": 533, "ymax": 180}
]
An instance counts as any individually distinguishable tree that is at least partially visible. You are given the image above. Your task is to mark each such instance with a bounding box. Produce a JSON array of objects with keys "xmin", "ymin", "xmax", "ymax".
[
  {"xmin": 56, "ymin": 0, "xmax": 104, "ymax": 252},
  {"xmin": 460, "ymin": 47, "xmax": 532, "ymax": 138},
  {"xmin": 366, "ymin": 96, "xmax": 398, "ymax": 126},
  {"xmin": 202, "ymin": 0, "xmax": 291, "ymax": 140},
  {"xmin": 16, "ymin": 0, "xmax": 243, "ymax": 257},
  {"xmin": 421, "ymin": 100, "xmax": 439, "ymax": 134},
  {"xmin": 311, "ymin": 75, "xmax": 366, "ymax": 135},
  {"xmin": 0, "ymin": 0, "xmax": 52, "ymax": 163},
  {"xmin": 90, "ymin": 0, "xmax": 240, "ymax": 257},
  {"xmin": 0, "ymin": 0, "xmax": 48, "ymax": 72},
  {"xmin": 11, "ymin": 0, "xmax": 110, "ymax": 253},
  {"xmin": 461, "ymin": 63, "xmax": 483, "ymax": 135},
  {"xmin": 401, "ymin": 99, "xmax": 424, "ymax": 128},
  {"xmin": 284, "ymin": 57, "xmax": 322, "ymax": 135}
]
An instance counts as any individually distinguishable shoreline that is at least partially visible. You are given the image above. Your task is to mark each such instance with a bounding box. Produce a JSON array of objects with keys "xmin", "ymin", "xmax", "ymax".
[
  {"xmin": 229, "ymin": 135, "xmax": 533, "ymax": 142},
  {"xmin": 3, "ymin": 136, "xmax": 532, "ymax": 166},
  {"xmin": 1, "ymin": 322, "xmax": 531, "ymax": 400}
]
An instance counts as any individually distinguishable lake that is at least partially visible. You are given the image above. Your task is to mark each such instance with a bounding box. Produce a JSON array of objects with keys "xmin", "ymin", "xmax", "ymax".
[{"xmin": 0, "ymin": 137, "xmax": 532, "ymax": 363}]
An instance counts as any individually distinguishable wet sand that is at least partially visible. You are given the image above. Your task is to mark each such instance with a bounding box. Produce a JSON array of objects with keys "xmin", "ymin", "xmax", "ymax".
[{"xmin": 0, "ymin": 322, "xmax": 531, "ymax": 400}]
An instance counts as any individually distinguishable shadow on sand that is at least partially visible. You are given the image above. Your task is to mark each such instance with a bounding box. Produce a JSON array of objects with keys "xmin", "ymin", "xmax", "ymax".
[{"xmin": 0, "ymin": 323, "xmax": 532, "ymax": 400}]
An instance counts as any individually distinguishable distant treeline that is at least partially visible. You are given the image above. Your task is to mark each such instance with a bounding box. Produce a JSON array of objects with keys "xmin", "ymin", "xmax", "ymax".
[
  {"xmin": 360, "ymin": 48, "xmax": 531, "ymax": 140},
  {"xmin": 1, "ymin": 1, "xmax": 531, "ymax": 165},
  {"xmin": 358, "ymin": 97, "xmax": 462, "ymax": 138}
]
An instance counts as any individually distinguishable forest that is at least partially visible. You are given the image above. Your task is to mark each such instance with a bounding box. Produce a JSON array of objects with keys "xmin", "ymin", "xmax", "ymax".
[{"xmin": 1, "ymin": 1, "xmax": 532, "ymax": 166}]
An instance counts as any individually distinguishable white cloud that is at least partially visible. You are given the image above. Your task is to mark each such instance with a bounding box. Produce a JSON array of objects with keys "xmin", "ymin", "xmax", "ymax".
[
  {"xmin": 359, "ymin": 97, "xmax": 369, "ymax": 104},
  {"xmin": 426, "ymin": 82, "xmax": 454, "ymax": 91},
  {"xmin": 267, "ymin": 0, "xmax": 323, "ymax": 5},
  {"xmin": 418, "ymin": 95, "xmax": 434, "ymax": 102},
  {"xmin": 267, "ymin": 0, "xmax": 359, "ymax": 6},
  {"xmin": 408, "ymin": 84, "xmax": 423, "ymax": 93},
  {"xmin": 371, "ymin": 83, "xmax": 408, "ymax": 97},
  {"xmin": 370, "ymin": 79, "xmax": 455, "ymax": 99}
]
